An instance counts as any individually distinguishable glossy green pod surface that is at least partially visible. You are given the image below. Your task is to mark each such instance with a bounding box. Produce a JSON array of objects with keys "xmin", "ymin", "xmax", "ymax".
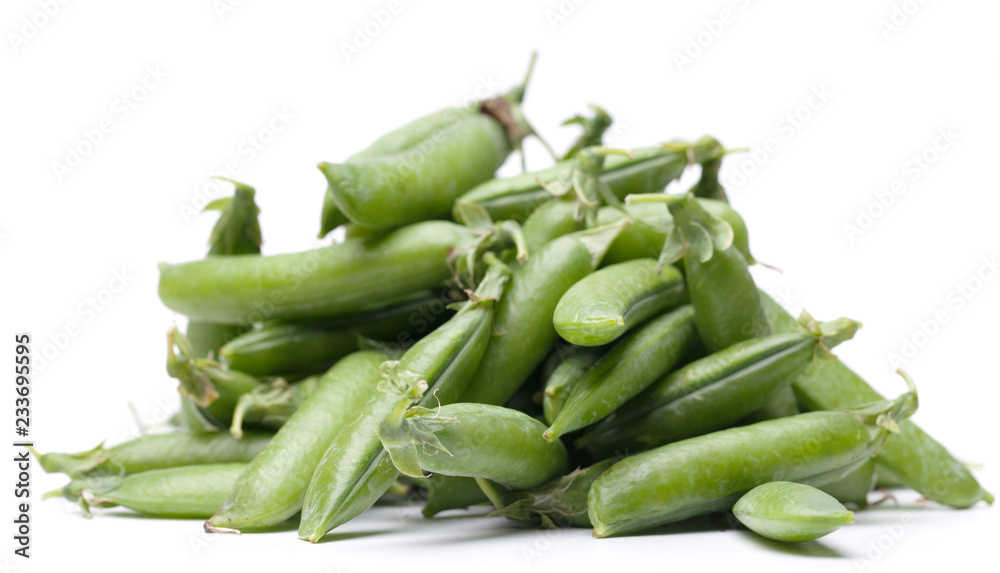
[{"xmin": 733, "ymin": 481, "xmax": 854, "ymax": 542}]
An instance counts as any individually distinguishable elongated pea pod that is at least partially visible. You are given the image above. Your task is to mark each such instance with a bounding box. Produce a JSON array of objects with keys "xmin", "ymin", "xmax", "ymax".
[
  {"xmin": 206, "ymin": 350, "xmax": 388, "ymax": 533},
  {"xmin": 422, "ymin": 475, "xmax": 490, "ymax": 518},
  {"xmin": 588, "ymin": 384, "xmax": 918, "ymax": 538},
  {"xmin": 578, "ymin": 312, "xmax": 860, "ymax": 458},
  {"xmin": 298, "ymin": 262, "xmax": 510, "ymax": 542},
  {"xmin": 545, "ymin": 305, "xmax": 701, "ymax": 441},
  {"xmin": 377, "ymin": 403, "xmax": 569, "ymax": 490},
  {"xmin": 460, "ymin": 221, "xmax": 630, "ymax": 406},
  {"xmin": 543, "ymin": 346, "xmax": 605, "ymax": 425},
  {"xmin": 159, "ymin": 220, "xmax": 476, "ymax": 324},
  {"xmin": 229, "ymin": 376, "xmax": 320, "ymax": 438},
  {"xmin": 733, "ymin": 481, "xmax": 855, "ymax": 542},
  {"xmin": 760, "ymin": 291, "xmax": 994, "ymax": 508},
  {"xmin": 554, "ymin": 259, "xmax": 686, "ymax": 346},
  {"xmin": 456, "ymin": 137, "xmax": 724, "ymax": 223},
  {"xmin": 739, "ymin": 381, "xmax": 802, "ymax": 424},
  {"xmin": 818, "ymin": 460, "xmax": 876, "ymax": 507},
  {"xmin": 561, "ymin": 104, "xmax": 613, "ymax": 160},
  {"xmin": 522, "ymin": 198, "xmax": 584, "ymax": 255},
  {"xmin": 50, "ymin": 463, "xmax": 247, "ymax": 519},
  {"xmin": 219, "ymin": 291, "xmax": 451, "ymax": 377},
  {"xmin": 31, "ymin": 431, "xmax": 270, "ymax": 479},
  {"xmin": 480, "ymin": 458, "xmax": 616, "ymax": 528}
]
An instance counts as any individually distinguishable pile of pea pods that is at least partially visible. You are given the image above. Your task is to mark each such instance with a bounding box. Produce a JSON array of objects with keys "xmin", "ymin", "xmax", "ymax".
[{"xmin": 37, "ymin": 57, "xmax": 992, "ymax": 546}]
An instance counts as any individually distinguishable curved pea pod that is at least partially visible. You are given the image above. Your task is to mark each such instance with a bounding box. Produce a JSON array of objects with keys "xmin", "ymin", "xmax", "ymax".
[
  {"xmin": 298, "ymin": 262, "xmax": 510, "ymax": 541},
  {"xmin": 219, "ymin": 291, "xmax": 451, "ymax": 377},
  {"xmin": 422, "ymin": 475, "xmax": 489, "ymax": 518},
  {"xmin": 553, "ymin": 259, "xmax": 686, "ymax": 346},
  {"xmin": 377, "ymin": 403, "xmax": 568, "ymax": 490},
  {"xmin": 733, "ymin": 481, "xmax": 855, "ymax": 542},
  {"xmin": 481, "ymin": 458, "xmax": 615, "ymax": 528},
  {"xmin": 760, "ymin": 292, "xmax": 994, "ymax": 508},
  {"xmin": 205, "ymin": 350, "xmax": 388, "ymax": 533},
  {"xmin": 460, "ymin": 221, "xmax": 630, "ymax": 406},
  {"xmin": 229, "ymin": 376, "xmax": 320, "ymax": 438},
  {"xmin": 159, "ymin": 220, "xmax": 476, "ymax": 324},
  {"xmin": 50, "ymin": 463, "xmax": 247, "ymax": 519},
  {"xmin": 32, "ymin": 432, "xmax": 270, "ymax": 479},
  {"xmin": 545, "ymin": 305, "xmax": 701, "ymax": 441},
  {"xmin": 456, "ymin": 138, "xmax": 724, "ymax": 223},
  {"xmin": 522, "ymin": 198, "xmax": 584, "ymax": 255},
  {"xmin": 588, "ymin": 385, "xmax": 918, "ymax": 538},
  {"xmin": 818, "ymin": 460, "xmax": 876, "ymax": 507},
  {"xmin": 543, "ymin": 346, "xmax": 605, "ymax": 426},
  {"xmin": 578, "ymin": 312, "xmax": 860, "ymax": 458}
]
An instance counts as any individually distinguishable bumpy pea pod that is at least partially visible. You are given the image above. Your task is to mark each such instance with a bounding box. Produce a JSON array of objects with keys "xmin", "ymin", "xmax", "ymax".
[
  {"xmin": 760, "ymin": 292, "xmax": 994, "ymax": 508},
  {"xmin": 49, "ymin": 463, "xmax": 247, "ymax": 519},
  {"xmin": 206, "ymin": 350, "xmax": 388, "ymax": 533},
  {"xmin": 298, "ymin": 262, "xmax": 510, "ymax": 542},
  {"xmin": 159, "ymin": 220, "xmax": 476, "ymax": 324},
  {"xmin": 376, "ymin": 403, "xmax": 568, "ymax": 490},
  {"xmin": 229, "ymin": 376, "xmax": 320, "ymax": 438},
  {"xmin": 553, "ymin": 259, "xmax": 687, "ymax": 347},
  {"xmin": 31, "ymin": 431, "xmax": 270, "ymax": 479},
  {"xmin": 545, "ymin": 305, "xmax": 701, "ymax": 441},
  {"xmin": 561, "ymin": 105, "xmax": 613, "ymax": 160},
  {"xmin": 543, "ymin": 346, "xmax": 606, "ymax": 426},
  {"xmin": 588, "ymin": 381, "xmax": 918, "ymax": 537},
  {"xmin": 219, "ymin": 291, "xmax": 452, "ymax": 377},
  {"xmin": 422, "ymin": 475, "xmax": 490, "ymax": 518},
  {"xmin": 460, "ymin": 221, "xmax": 630, "ymax": 406},
  {"xmin": 480, "ymin": 458, "xmax": 615, "ymax": 528},
  {"xmin": 818, "ymin": 460, "xmax": 877, "ymax": 507},
  {"xmin": 578, "ymin": 312, "xmax": 859, "ymax": 458},
  {"xmin": 733, "ymin": 481, "xmax": 854, "ymax": 542},
  {"xmin": 456, "ymin": 137, "xmax": 725, "ymax": 223}
]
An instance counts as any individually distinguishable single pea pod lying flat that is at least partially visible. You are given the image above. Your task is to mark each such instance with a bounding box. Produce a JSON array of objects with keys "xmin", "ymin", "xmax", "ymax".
[
  {"xmin": 545, "ymin": 305, "xmax": 701, "ymax": 441},
  {"xmin": 554, "ymin": 259, "xmax": 686, "ymax": 346},
  {"xmin": 206, "ymin": 350, "xmax": 388, "ymax": 533},
  {"xmin": 588, "ymin": 384, "xmax": 918, "ymax": 538},
  {"xmin": 159, "ymin": 220, "xmax": 476, "ymax": 324},
  {"xmin": 50, "ymin": 463, "xmax": 247, "ymax": 519},
  {"xmin": 578, "ymin": 312, "xmax": 859, "ymax": 458},
  {"xmin": 543, "ymin": 345, "xmax": 606, "ymax": 426},
  {"xmin": 422, "ymin": 475, "xmax": 489, "ymax": 518},
  {"xmin": 818, "ymin": 460, "xmax": 876, "ymax": 507},
  {"xmin": 759, "ymin": 292, "xmax": 994, "ymax": 509},
  {"xmin": 377, "ymin": 403, "xmax": 569, "ymax": 490},
  {"xmin": 32, "ymin": 431, "xmax": 271, "ymax": 479},
  {"xmin": 733, "ymin": 481, "xmax": 855, "ymax": 542}
]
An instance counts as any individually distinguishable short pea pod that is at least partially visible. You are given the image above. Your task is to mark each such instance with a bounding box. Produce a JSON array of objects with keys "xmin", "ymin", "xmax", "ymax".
[
  {"xmin": 760, "ymin": 291, "xmax": 994, "ymax": 508},
  {"xmin": 543, "ymin": 346, "xmax": 605, "ymax": 426},
  {"xmin": 578, "ymin": 312, "xmax": 859, "ymax": 458},
  {"xmin": 588, "ymin": 384, "xmax": 918, "ymax": 538},
  {"xmin": 733, "ymin": 481, "xmax": 854, "ymax": 542},
  {"xmin": 553, "ymin": 259, "xmax": 686, "ymax": 346},
  {"xmin": 377, "ymin": 403, "xmax": 568, "ymax": 490},
  {"xmin": 818, "ymin": 460, "xmax": 876, "ymax": 507},
  {"xmin": 545, "ymin": 305, "xmax": 701, "ymax": 441},
  {"xmin": 206, "ymin": 350, "xmax": 388, "ymax": 533},
  {"xmin": 460, "ymin": 221, "xmax": 630, "ymax": 406},
  {"xmin": 297, "ymin": 262, "xmax": 510, "ymax": 541},
  {"xmin": 422, "ymin": 475, "xmax": 489, "ymax": 518},
  {"xmin": 159, "ymin": 220, "xmax": 476, "ymax": 324},
  {"xmin": 51, "ymin": 463, "xmax": 247, "ymax": 519},
  {"xmin": 32, "ymin": 431, "xmax": 271, "ymax": 479}
]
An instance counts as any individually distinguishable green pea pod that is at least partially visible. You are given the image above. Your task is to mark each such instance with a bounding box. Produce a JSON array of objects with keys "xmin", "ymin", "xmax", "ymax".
[
  {"xmin": 318, "ymin": 186, "xmax": 350, "ymax": 239},
  {"xmin": 739, "ymin": 381, "xmax": 802, "ymax": 423},
  {"xmin": 733, "ymin": 481, "xmax": 855, "ymax": 542},
  {"xmin": 219, "ymin": 291, "xmax": 451, "ymax": 377},
  {"xmin": 457, "ymin": 138, "xmax": 724, "ymax": 223},
  {"xmin": 206, "ymin": 350, "xmax": 388, "ymax": 533},
  {"xmin": 376, "ymin": 403, "xmax": 568, "ymax": 490},
  {"xmin": 578, "ymin": 312, "xmax": 860, "ymax": 458},
  {"xmin": 760, "ymin": 292, "xmax": 994, "ymax": 509},
  {"xmin": 298, "ymin": 262, "xmax": 510, "ymax": 542},
  {"xmin": 522, "ymin": 198, "xmax": 584, "ymax": 255},
  {"xmin": 818, "ymin": 460, "xmax": 876, "ymax": 507},
  {"xmin": 588, "ymin": 384, "xmax": 918, "ymax": 537},
  {"xmin": 229, "ymin": 376, "xmax": 321, "ymax": 438},
  {"xmin": 159, "ymin": 220, "xmax": 476, "ymax": 324},
  {"xmin": 460, "ymin": 221, "xmax": 630, "ymax": 406},
  {"xmin": 32, "ymin": 431, "xmax": 270, "ymax": 479},
  {"xmin": 422, "ymin": 475, "xmax": 489, "ymax": 518},
  {"xmin": 553, "ymin": 259, "xmax": 686, "ymax": 346},
  {"xmin": 543, "ymin": 346, "xmax": 606, "ymax": 426},
  {"xmin": 545, "ymin": 305, "xmax": 701, "ymax": 441},
  {"xmin": 482, "ymin": 458, "xmax": 615, "ymax": 528},
  {"xmin": 51, "ymin": 463, "xmax": 247, "ymax": 519}
]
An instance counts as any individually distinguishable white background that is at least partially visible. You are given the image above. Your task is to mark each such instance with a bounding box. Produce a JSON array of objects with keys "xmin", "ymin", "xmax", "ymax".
[{"xmin": 2, "ymin": 1, "xmax": 998, "ymax": 572}]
